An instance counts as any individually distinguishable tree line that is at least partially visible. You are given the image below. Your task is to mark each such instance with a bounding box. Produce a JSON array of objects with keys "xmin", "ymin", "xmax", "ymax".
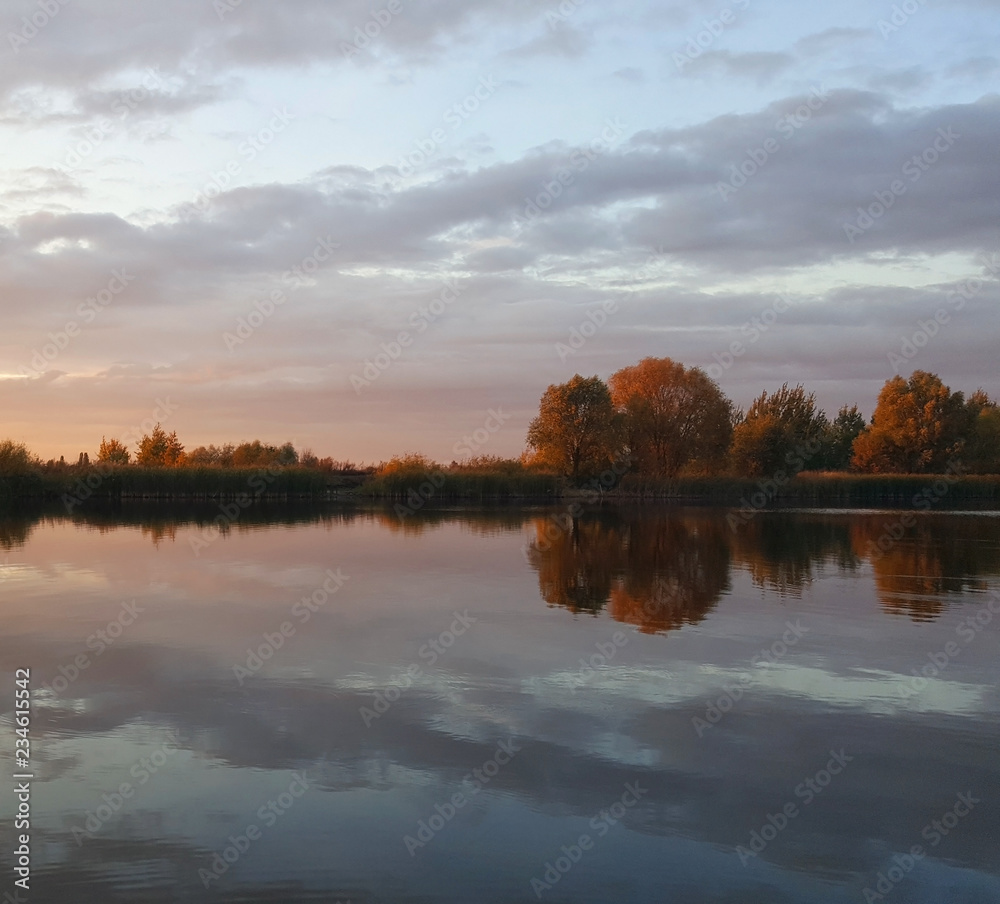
[
  {"xmin": 1, "ymin": 358, "xmax": 995, "ymax": 486},
  {"xmin": 526, "ymin": 359, "xmax": 999, "ymax": 481},
  {"xmin": 38, "ymin": 427, "xmax": 362, "ymax": 473}
]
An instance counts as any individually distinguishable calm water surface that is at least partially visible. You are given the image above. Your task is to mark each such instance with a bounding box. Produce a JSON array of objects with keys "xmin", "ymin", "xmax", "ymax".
[{"xmin": 1, "ymin": 505, "xmax": 999, "ymax": 903}]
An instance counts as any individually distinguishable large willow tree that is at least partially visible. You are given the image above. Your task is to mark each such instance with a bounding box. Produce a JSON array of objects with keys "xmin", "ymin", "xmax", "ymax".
[{"xmin": 609, "ymin": 357, "xmax": 733, "ymax": 479}]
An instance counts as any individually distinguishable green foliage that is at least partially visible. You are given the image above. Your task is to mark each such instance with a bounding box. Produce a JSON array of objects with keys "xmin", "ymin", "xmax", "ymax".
[
  {"xmin": 818, "ymin": 405, "xmax": 866, "ymax": 471},
  {"xmin": 730, "ymin": 383, "xmax": 827, "ymax": 477},
  {"xmin": 98, "ymin": 465, "xmax": 327, "ymax": 497},
  {"xmin": 965, "ymin": 393, "xmax": 1000, "ymax": 474}
]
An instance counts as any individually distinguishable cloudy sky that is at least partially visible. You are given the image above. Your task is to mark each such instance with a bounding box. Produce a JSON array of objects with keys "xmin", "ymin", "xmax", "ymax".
[{"xmin": 3, "ymin": 0, "xmax": 998, "ymax": 462}]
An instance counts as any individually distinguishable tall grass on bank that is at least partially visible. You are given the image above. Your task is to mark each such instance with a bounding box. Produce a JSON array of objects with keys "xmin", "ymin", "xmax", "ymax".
[
  {"xmin": 611, "ymin": 472, "xmax": 1000, "ymax": 506},
  {"xmin": 361, "ymin": 455, "xmax": 561, "ymax": 501},
  {"xmin": 87, "ymin": 465, "xmax": 333, "ymax": 498},
  {"xmin": 2, "ymin": 458, "xmax": 999, "ymax": 508},
  {"xmin": 0, "ymin": 464, "xmax": 365, "ymax": 503}
]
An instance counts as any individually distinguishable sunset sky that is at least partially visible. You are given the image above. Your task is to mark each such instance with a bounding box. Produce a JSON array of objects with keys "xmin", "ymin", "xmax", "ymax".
[{"xmin": 3, "ymin": 0, "xmax": 998, "ymax": 462}]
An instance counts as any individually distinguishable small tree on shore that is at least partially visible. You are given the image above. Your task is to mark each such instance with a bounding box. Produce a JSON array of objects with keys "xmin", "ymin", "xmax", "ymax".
[
  {"xmin": 0, "ymin": 440, "xmax": 37, "ymax": 475},
  {"xmin": 97, "ymin": 437, "xmax": 130, "ymax": 465},
  {"xmin": 136, "ymin": 424, "xmax": 185, "ymax": 467}
]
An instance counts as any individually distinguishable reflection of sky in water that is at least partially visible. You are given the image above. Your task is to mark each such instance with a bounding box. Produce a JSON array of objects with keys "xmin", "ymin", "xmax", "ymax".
[{"xmin": 0, "ymin": 507, "xmax": 997, "ymax": 903}]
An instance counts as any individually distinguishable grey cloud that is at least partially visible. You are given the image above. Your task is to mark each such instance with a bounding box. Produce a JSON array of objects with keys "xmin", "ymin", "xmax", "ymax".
[
  {"xmin": 6, "ymin": 89, "xmax": 999, "ymax": 318},
  {"xmin": 793, "ymin": 27, "xmax": 872, "ymax": 57},
  {"xmin": 947, "ymin": 56, "xmax": 1000, "ymax": 80},
  {"xmin": 613, "ymin": 66, "xmax": 645, "ymax": 83},
  {"xmin": 0, "ymin": 0, "xmax": 556, "ymax": 117},
  {"xmin": 620, "ymin": 92, "xmax": 1000, "ymax": 271},
  {"xmin": 679, "ymin": 49, "xmax": 796, "ymax": 84},
  {"xmin": 463, "ymin": 245, "xmax": 535, "ymax": 272},
  {"xmin": 502, "ymin": 22, "xmax": 592, "ymax": 59},
  {"xmin": 0, "ymin": 165, "xmax": 85, "ymax": 199},
  {"xmin": 865, "ymin": 65, "xmax": 934, "ymax": 94},
  {"xmin": 0, "ymin": 79, "xmax": 226, "ymax": 129},
  {"xmin": 7, "ymin": 89, "xmax": 998, "ymax": 300}
]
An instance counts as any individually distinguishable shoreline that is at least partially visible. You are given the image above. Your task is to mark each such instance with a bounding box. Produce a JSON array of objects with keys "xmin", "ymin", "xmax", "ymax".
[{"xmin": 1, "ymin": 469, "xmax": 999, "ymax": 512}]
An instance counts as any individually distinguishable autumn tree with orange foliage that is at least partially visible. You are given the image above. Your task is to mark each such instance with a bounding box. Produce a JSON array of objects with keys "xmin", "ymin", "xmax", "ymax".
[
  {"xmin": 526, "ymin": 375, "xmax": 621, "ymax": 481},
  {"xmin": 852, "ymin": 372, "xmax": 970, "ymax": 474},
  {"xmin": 609, "ymin": 357, "xmax": 733, "ymax": 479},
  {"xmin": 97, "ymin": 436, "xmax": 130, "ymax": 465},
  {"xmin": 135, "ymin": 424, "xmax": 186, "ymax": 467}
]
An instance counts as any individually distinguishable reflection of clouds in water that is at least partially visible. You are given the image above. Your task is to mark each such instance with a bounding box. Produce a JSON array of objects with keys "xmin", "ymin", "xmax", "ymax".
[
  {"xmin": 0, "ymin": 562, "xmax": 110, "ymax": 594},
  {"xmin": 847, "ymin": 667, "xmax": 988, "ymax": 714},
  {"xmin": 0, "ymin": 558, "xmax": 28, "ymax": 581},
  {"xmin": 526, "ymin": 661, "xmax": 991, "ymax": 718},
  {"xmin": 10, "ymin": 659, "xmax": 1000, "ymax": 901}
]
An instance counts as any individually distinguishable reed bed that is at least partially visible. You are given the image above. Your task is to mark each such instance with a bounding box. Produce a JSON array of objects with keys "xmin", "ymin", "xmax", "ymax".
[
  {"xmin": 2, "ymin": 466, "xmax": 998, "ymax": 508},
  {"xmin": 0, "ymin": 466, "xmax": 361, "ymax": 501},
  {"xmin": 361, "ymin": 466, "xmax": 561, "ymax": 501},
  {"xmin": 612, "ymin": 472, "xmax": 1000, "ymax": 506}
]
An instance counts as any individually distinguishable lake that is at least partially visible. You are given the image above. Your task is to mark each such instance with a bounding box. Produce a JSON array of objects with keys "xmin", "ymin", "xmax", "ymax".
[{"xmin": 2, "ymin": 504, "xmax": 999, "ymax": 903}]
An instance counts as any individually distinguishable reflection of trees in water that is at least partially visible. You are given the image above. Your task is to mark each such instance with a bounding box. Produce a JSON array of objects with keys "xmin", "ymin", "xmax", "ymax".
[
  {"xmin": 0, "ymin": 502, "xmax": 538, "ymax": 549},
  {"xmin": 371, "ymin": 507, "xmax": 531, "ymax": 537},
  {"xmin": 0, "ymin": 501, "xmax": 366, "ymax": 550},
  {"xmin": 84, "ymin": 517, "xmax": 181, "ymax": 545},
  {"xmin": 527, "ymin": 510, "xmax": 1000, "ymax": 628},
  {"xmin": 611, "ymin": 515, "xmax": 731, "ymax": 633},
  {"xmin": 527, "ymin": 514, "xmax": 622, "ymax": 615},
  {"xmin": 730, "ymin": 516, "xmax": 859, "ymax": 596},
  {"xmin": 140, "ymin": 522, "xmax": 179, "ymax": 545},
  {"xmin": 0, "ymin": 513, "xmax": 37, "ymax": 550},
  {"xmin": 527, "ymin": 512, "xmax": 731, "ymax": 633},
  {"xmin": 5, "ymin": 503, "xmax": 1000, "ymax": 625},
  {"xmin": 849, "ymin": 515, "xmax": 1000, "ymax": 621}
]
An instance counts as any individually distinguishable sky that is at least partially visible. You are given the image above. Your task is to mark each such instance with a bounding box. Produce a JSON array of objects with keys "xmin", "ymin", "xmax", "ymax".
[{"xmin": 2, "ymin": 0, "xmax": 999, "ymax": 463}]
